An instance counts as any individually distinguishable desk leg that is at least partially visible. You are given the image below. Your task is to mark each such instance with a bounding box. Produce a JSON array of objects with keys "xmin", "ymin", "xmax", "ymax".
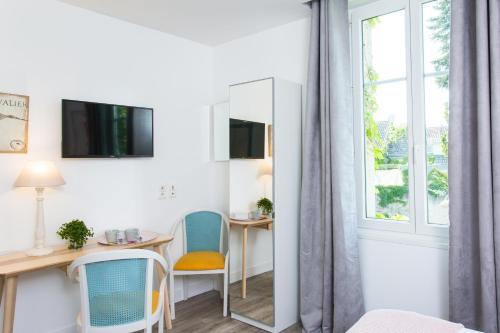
[
  {"xmin": 2, "ymin": 276, "xmax": 17, "ymax": 333},
  {"xmin": 153, "ymin": 245, "xmax": 172, "ymax": 331},
  {"xmin": 0, "ymin": 276, "xmax": 4, "ymax": 309},
  {"xmin": 242, "ymin": 226, "xmax": 248, "ymax": 299}
]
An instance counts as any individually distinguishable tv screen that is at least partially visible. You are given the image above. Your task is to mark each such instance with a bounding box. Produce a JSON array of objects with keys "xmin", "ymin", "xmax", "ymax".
[
  {"xmin": 230, "ymin": 118, "xmax": 265, "ymax": 159},
  {"xmin": 62, "ymin": 99, "xmax": 153, "ymax": 158}
]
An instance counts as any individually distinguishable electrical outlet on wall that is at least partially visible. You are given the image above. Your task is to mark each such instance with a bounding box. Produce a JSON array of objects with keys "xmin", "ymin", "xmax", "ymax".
[
  {"xmin": 159, "ymin": 185, "xmax": 176, "ymax": 199},
  {"xmin": 159, "ymin": 185, "xmax": 168, "ymax": 200}
]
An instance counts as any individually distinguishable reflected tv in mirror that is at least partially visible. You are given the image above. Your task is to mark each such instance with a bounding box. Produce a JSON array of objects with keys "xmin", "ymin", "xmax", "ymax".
[
  {"xmin": 62, "ymin": 99, "xmax": 153, "ymax": 158},
  {"xmin": 230, "ymin": 118, "xmax": 265, "ymax": 159}
]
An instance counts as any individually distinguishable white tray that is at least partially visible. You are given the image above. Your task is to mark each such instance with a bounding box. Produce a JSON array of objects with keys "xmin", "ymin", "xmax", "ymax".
[{"xmin": 97, "ymin": 230, "xmax": 158, "ymax": 246}]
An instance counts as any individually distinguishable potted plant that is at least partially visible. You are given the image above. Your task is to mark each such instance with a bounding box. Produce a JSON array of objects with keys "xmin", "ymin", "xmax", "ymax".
[
  {"xmin": 257, "ymin": 197, "xmax": 273, "ymax": 216},
  {"xmin": 57, "ymin": 219, "xmax": 94, "ymax": 250}
]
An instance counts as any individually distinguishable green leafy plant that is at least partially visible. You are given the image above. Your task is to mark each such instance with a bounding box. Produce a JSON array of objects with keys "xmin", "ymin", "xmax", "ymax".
[
  {"xmin": 57, "ymin": 219, "xmax": 94, "ymax": 250},
  {"xmin": 427, "ymin": 167, "xmax": 449, "ymax": 198},
  {"xmin": 375, "ymin": 168, "xmax": 409, "ymax": 207},
  {"xmin": 376, "ymin": 185, "xmax": 408, "ymax": 208},
  {"xmin": 257, "ymin": 197, "xmax": 273, "ymax": 216}
]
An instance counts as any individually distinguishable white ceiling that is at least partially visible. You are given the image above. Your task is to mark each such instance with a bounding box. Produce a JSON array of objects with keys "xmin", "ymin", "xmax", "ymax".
[{"xmin": 59, "ymin": 0, "xmax": 311, "ymax": 46}]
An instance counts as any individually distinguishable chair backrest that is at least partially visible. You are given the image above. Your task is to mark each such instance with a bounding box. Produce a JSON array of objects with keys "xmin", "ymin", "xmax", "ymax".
[
  {"xmin": 172, "ymin": 210, "xmax": 229, "ymax": 255},
  {"xmin": 68, "ymin": 249, "xmax": 167, "ymax": 332}
]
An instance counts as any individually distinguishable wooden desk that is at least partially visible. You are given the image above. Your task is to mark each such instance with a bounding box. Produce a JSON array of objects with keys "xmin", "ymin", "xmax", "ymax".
[
  {"xmin": 0, "ymin": 232, "xmax": 173, "ymax": 333},
  {"xmin": 230, "ymin": 218, "xmax": 273, "ymax": 299}
]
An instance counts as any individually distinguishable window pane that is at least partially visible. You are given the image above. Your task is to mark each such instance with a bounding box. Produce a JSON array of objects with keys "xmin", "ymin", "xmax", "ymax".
[
  {"xmin": 362, "ymin": 10, "xmax": 406, "ymax": 83},
  {"xmin": 425, "ymin": 76, "xmax": 449, "ymax": 225},
  {"xmin": 422, "ymin": 0, "xmax": 450, "ymax": 75},
  {"xmin": 364, "ymin": 81, "xmax": 409, "ymax": 221},
  {"xmin": 423, "ymin": 0, "xmax": 450, "ymax": 225}
]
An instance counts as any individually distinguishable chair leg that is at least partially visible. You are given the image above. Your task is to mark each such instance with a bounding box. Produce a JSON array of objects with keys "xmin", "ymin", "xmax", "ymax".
[
  {"xmin": 158, "ymin": 307, "xmax": 164, "ymax": 333},
  {"xmin": 169, "ymin": 273, "xmax": 176, "ymax": 320},
  {"xmin": 219, "ymin": 275, "xmax": 223, "ymax": 299},
  {"xmin": 223, "ymin": 271, "xmax": 228, "ymax": 317},
  {"xmin": 183, "ymin": 276, "xmax": 189, "ymax": 300}
]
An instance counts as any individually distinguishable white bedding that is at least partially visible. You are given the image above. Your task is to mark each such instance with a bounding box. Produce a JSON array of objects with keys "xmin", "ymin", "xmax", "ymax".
[{"xmin": 347, "ymin": 310, "xmax": 483, "ymax": 333}]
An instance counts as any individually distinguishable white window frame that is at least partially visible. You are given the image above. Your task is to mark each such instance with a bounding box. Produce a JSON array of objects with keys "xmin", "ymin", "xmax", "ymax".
[{"xmin": 351, "ymin": 0, "xmax": 449, "ymax": 239}]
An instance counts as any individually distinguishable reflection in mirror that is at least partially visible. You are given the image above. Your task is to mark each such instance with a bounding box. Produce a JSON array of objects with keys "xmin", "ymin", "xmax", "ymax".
[{"xmin": 229, "ymin": 78, "xmax": 274, "ymax": 326}]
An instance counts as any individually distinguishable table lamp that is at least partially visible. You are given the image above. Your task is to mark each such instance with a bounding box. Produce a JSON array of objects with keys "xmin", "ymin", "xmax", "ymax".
[{"xmin": 14, "ymin": 161, "xmax": 65, "ymax": 256}]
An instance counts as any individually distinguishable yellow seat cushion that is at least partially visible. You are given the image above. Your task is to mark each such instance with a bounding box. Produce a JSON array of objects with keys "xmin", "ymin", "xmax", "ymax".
[
  {"xmin": 152, "ymin": 290, "xmax": 159, "ymax": 313},
  {"xmin": 174, "ymin": 251, "xmax": 225, "ymax": 271}
]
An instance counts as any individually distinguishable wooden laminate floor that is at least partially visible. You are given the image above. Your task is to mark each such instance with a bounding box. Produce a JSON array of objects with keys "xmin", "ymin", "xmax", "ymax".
[
  {"xmin": 161, "ymin": 289, "xmax": 301, "ymax": 333},
  {"xmin": 230, "ymin": 271, "xmax": 274, "ymax": 326}
]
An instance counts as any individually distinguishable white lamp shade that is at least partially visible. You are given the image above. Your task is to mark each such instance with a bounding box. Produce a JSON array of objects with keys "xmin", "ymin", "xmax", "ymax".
[
  {"xmin": 15, "ymin": 161, "xmax": 65, "ymax": 188},
  {"xmin": 259, "ymin": 160, "xmax": 273, "ymax": 177}
]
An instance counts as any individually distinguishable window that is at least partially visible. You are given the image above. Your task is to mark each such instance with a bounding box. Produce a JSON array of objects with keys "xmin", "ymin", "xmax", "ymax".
[{"xmin": 352, "ymin": 0, "xmax": 450, "ymax": 236}]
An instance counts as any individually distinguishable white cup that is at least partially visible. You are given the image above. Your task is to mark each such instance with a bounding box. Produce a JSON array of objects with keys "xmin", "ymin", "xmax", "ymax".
[
  {"xmin": 105, "ymin": 229, "xmax": 119, "ymax": 243},
  {"xmin": 125, "ymin": 228, "xmax": 140, "ymax": 243},
  {"xmin": 248, "ymin": 210, "xmax": 262, "ymax": 220}
]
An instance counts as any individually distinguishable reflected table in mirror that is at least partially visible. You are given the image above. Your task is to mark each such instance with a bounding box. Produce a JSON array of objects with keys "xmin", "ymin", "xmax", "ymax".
[
  {"xmin": 229, "ymin": 217, "xmax": 273, "ymax": 298},
  {"xmin": 229, "ymin": 218, "xmax": 273, "ymax": 326}
]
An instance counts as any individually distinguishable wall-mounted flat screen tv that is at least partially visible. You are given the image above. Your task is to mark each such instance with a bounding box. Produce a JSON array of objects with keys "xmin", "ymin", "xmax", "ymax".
[
  {"xmin": 62, "ymin": 99, "xmax": 153, "ymax": 158},
  {"xmin": 230, "ymin": 118, "xmax": 265, "ymax": 159}
]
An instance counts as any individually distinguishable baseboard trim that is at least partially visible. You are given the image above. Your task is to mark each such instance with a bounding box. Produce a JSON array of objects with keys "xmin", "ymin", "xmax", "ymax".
[
  {"xmin": 230, "ymin": 261, "xmax": 273, "ymax": 283},
  {"xmin": 231, "ymin": 313, "xmax": 275, "ymax": 332}
]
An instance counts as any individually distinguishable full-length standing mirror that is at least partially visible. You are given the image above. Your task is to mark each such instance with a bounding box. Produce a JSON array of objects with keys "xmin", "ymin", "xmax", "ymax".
[
  {"xmin": 229, "ymin": 78, "xmax": 275, "ymax": 327},
  {"xmin": 224, "ymin": 76, "xmax": 301, "ymax": 332}
]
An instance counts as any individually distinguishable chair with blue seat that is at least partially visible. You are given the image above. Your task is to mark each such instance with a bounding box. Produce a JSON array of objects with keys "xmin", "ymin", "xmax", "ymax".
[
  {"xmin": 166, "ymin": 210, "xmax": 230, "ymax": 319},
  {"xmin": 68, "ymin": 249, "xmax": 168, "ymax": 333}
]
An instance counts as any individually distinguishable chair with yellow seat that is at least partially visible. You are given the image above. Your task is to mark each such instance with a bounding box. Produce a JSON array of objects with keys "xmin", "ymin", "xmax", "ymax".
[
  {"xmin": 166, "ymin": 210, "xmax": 230, "ymax": 319},
  {"xmin": 68, "ymin": 249, "xmax": 168, "ymax": 333}
]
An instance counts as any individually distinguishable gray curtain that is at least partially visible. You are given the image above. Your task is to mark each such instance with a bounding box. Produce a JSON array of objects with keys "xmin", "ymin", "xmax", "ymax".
[
  {"xmin": 299, "ymin": 0, "xmax": 364, "ymax": 332},
  {"xmin": 449, "ymin": 0, "xmax": 500, "ymax": 332}
]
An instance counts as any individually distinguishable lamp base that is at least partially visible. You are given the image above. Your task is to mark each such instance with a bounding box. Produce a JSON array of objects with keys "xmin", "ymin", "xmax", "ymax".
[{"xmin": 26, "ymin": 247, "xmax": 53, "ymax": 257}]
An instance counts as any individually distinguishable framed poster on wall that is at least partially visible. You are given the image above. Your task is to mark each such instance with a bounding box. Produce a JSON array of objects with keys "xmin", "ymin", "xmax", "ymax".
[{"xmin": 0, "ymin": 92, "xmax": 29, "ymax": 153}]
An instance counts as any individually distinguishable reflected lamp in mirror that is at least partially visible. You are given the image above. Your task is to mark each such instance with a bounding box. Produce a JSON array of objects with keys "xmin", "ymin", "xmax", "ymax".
[
  {"xmin": 259, "ymin": 160, "xmax": 273, "ymax": 199},
  {"xmin": 15, "ymin": 160, "xmax": 65, "ymax": 256},
  {"xmin": 259, "ymin": 160, "xmax": 273, "ymax": 178}
]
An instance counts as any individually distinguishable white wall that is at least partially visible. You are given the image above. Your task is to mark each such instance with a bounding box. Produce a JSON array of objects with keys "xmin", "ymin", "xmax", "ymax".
[
  {"xmin": 0, "ymin": 0, "xmax": 224, "ymax": 331},
  {"xmin": 213, "ymin": 17, "xmax": 450, "ymax": 321},
  {"xmin": 359, "ymin": 238, "xmax": 449, "ymax": 318},
  {"xmin": 213, "ymin": 19, "xmax": 310, "ymax": 103}
]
